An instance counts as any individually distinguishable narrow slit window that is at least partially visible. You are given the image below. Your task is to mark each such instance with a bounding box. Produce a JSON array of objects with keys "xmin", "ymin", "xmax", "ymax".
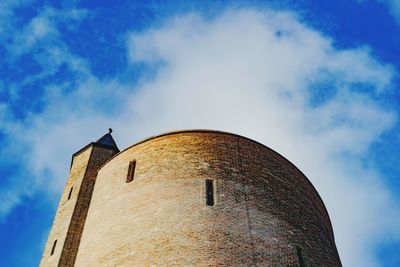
[
  {"xmin": 296, "ymin": 245, "xmax": 305, "ymax": 267},
  {"xmin": 205, "ymin": 179, "xmax": 214, "ymax": 206},
  {"xmin": 68, "ymin": 187, "xmax": 73, "ymax": 200},
  {"xmin": 50, "ymin": 240, "xmax": 57, "ymax": 256},
  {"xmin": 126, "ymin": 160, "xmax": 136, "ymax": 183}
]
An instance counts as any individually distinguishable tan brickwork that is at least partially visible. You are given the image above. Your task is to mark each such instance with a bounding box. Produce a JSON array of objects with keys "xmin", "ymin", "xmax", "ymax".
[
  {"xmin": 40, "ymin": 144, "xmax": 118, "ymax": 267},
  {"xmin": 71, "ymin": 131, "xmax": 341, "ymax": 266},
  {"xmin": 40, "ymin": 146, "xmax": 92, "ymax": 267}
]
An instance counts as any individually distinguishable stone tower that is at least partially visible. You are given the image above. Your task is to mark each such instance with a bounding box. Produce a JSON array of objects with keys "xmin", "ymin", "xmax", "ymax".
[
  {"xmin": 40, "ymin": 130, "xmax": 119, "ymax": 267},
  {"xmin": 41, "ymin": 130, "xmax": 341, "ymax": 266}
]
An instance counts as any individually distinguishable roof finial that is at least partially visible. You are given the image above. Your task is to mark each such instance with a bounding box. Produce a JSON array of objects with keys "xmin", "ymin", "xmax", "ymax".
[{"xmin": 108, "ymin": 128, "xmax": 113, "ymax": 134}]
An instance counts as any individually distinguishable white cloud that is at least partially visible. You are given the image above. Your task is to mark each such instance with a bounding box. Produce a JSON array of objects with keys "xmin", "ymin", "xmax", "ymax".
[
  {"xmin": 6, "ymin": 6, "xmax": 88, "ymax": 56},
  {"xmin": 9, "ymin": 14, "xmax": 57, "ymax": 56},
  {"xmin": 380, "ymin": 0, "xmax": 400, "ymax": 24},
  {"xmin": 1, "ymin": 8, "xmax": 399, "ymax": 267},
  {"xmin": 353, "ymin": 0, "xmax": 400, "ymax": 25},
  {"xmin": 124, "ymin": 13, "xmax": 399, "ymax": 265},
  {"xmin": 0, "ymin": 0, "xmax": 33, "ymax": 35},
  {"xmin": 1, "ymin": 5, "xmax": 90, "ymax": 100}
]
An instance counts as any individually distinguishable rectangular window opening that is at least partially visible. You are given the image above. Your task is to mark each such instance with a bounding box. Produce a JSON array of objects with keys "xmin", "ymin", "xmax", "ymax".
[
  {"xmin": 296, "ymin": 245, "xmax": 305, "ymax": 267},
  {"xmin": 68, "ymin": 187, "xmax": 73, "ymax": 200},
  {"xmin": 205, "ymin": 179, "xmax": 214, "ymax": 206},
  {"xmin": 126, "ymin": 160, "xmax": 136, "ymax": 183},
  {"xmin": 50, "ymin": 240, "xmax": 57, "ymax": 256}
]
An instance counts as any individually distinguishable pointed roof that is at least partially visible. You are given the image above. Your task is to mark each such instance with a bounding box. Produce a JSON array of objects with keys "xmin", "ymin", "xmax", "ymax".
[
  {"xmin": 71, "ymin": 128, "xmax": 120, "ymax": 169},
  {"xmin": 95, "ymin": 128, "xmax": 119, "ymax": 151}
]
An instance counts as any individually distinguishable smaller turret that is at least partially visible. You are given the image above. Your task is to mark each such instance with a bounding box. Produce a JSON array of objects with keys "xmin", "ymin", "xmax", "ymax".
[{"xmin": 40, "ymin": 130, "xmax": 119, "ymax": 267}]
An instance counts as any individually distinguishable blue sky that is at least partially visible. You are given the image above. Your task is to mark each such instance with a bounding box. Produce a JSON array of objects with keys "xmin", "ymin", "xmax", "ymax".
[{"xmin": 1, "ymin": 0, "xmax": 400, "ymax": 266}]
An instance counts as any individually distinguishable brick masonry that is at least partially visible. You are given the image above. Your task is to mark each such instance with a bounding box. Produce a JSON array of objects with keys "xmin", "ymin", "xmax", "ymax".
[
  {"xmin": 63, "ymin": 130, "xmax": 342, "ymax": 266},
  {"xmin": 40, "ymin": 144, "xmax": 118, "ymax": 267}
]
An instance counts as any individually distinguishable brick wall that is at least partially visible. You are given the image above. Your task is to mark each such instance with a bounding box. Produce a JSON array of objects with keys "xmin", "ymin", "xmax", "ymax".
[
  {"xmin": 40, "ymin": 144, "xmax": 117, "ymax": 267},
  {"xmin": 74, "ymin": 131, "xmax": 341, "ymax": 266}
]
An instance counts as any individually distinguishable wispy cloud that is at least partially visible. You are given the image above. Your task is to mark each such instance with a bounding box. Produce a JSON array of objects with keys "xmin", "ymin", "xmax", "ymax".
[
  {"xmin": 0, "ymin": 3, "xmax": 90, "ymax": 218},
  {"xmin": 380, "ymin": 0, "xmax": 400, "ymax": 24},
  {"xmin": 0, "ymin": 7, "xmax": 399, "ymax": 267},
  {"xmin": 357, "ymin": 0, "xmax": 400, "ymax": 25},
  {"xmin": 0, "ymin": 4, "xmax": 89, "ymax": 104},
  {"xmin": 0, "ymin": 0, "xmax": 32, "ymax": 35},
  {"xmin": 4, "ymin": 4, "xmax": 87, "ymax": 56},
  {"xmin": 125, "ymin": 10, "xmax": 399, "ymax": 266}
]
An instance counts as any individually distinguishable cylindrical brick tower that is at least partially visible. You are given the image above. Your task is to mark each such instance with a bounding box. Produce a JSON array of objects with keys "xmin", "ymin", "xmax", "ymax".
[{"xmin": 72, "ymin": 130, "xmax": 341, "ymax": 266}]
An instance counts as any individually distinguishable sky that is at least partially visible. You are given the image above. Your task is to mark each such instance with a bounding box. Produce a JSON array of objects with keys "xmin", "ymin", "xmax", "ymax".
[{"xmin": 0, "ymin": 0, "xmax": 400, "ymax": 266}]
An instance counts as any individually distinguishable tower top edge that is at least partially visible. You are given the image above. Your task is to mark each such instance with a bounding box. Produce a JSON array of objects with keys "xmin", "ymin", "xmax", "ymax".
[
  {"xmin": 134, "ymin": 129, "xmax": 258, "ymax": 145},
  {"xmin": 121, "ymin": 129, "xmax": 269, "ymax": 156},
  {"xmin": 98, "ymin": 129, "xmax": 266, "ymax": 171}
]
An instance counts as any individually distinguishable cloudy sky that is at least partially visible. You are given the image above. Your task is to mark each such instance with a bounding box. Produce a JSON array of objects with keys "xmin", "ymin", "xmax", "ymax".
[{"xmin": 1, "ymin": 0, "xmax": 400, "ymax": 266}]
